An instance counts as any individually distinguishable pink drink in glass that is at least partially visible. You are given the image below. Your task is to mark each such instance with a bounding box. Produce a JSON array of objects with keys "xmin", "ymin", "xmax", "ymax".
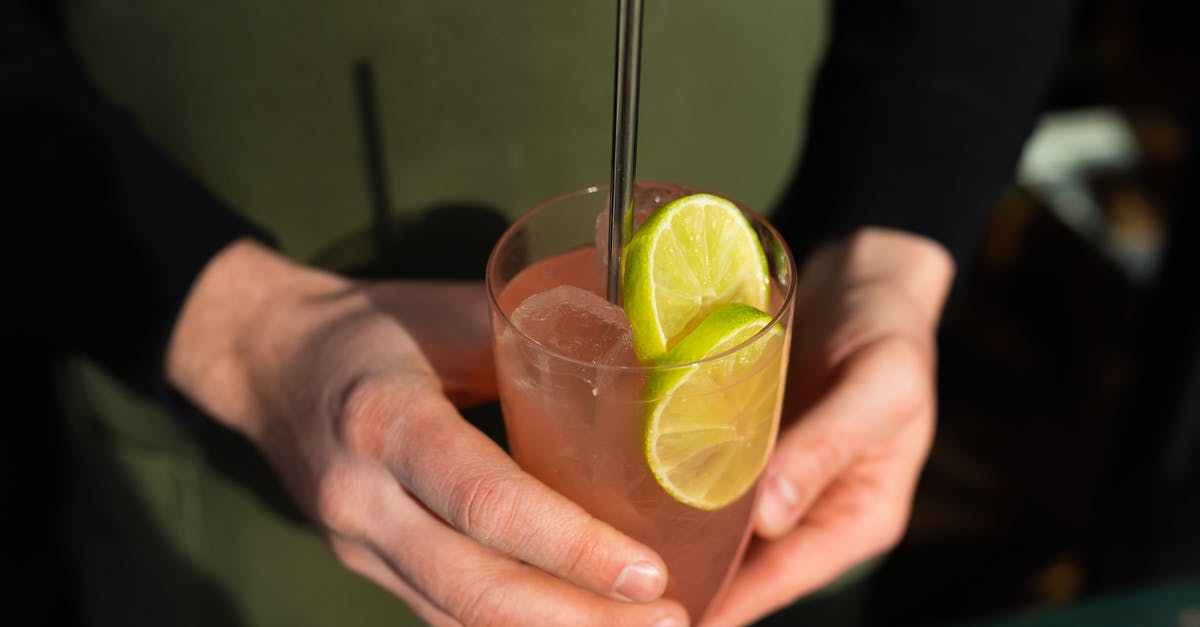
[{"xmin": 486, "ymin": 183, "xmax": 796, "ymax": 620}]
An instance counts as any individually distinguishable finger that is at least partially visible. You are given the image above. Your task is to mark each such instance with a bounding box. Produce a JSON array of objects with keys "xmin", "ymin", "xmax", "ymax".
[
  {"xmin": 355, "ymin": 470, "xmax": 690, "ymax": 627},
  {"xmin": 330, "ymin": 535, "xmax": 461, "ymax": 627},
  {"xmin": 338, "ymin": 376, "xmax": 671, "ymax": 604},
  {"xmin": 757, "ymin": 336, "xmax": 933, "ymax": 537},
  {"xmin": 705, "ymin": 415, "xmax": 932, "ymax": 627}
]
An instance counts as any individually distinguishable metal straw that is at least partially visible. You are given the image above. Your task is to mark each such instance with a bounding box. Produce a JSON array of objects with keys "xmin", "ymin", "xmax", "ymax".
[{"xmin": 606, "ymin": 0, "xmax": 645, "ymax": 305}]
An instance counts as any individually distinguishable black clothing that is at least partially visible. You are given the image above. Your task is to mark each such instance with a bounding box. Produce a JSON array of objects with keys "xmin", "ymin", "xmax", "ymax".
[
  {"xmin": 2, "ymin": 2, "xmax": 272, "ymax": 391},
  {"xmin": 775, "ymin": 0, "xmax": 1075, "ymax": 266}
]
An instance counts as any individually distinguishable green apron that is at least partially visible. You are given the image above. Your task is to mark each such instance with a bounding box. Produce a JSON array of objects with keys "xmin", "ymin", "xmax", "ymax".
[{"xmin": 57, "ymin": 2, "xmax": 825, "ymax": 624}]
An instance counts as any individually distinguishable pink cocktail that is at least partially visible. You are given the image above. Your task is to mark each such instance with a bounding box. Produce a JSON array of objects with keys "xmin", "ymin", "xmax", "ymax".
[{"xmin": 486, "ymin": 183, "xmax": 796, "ymax": 620}]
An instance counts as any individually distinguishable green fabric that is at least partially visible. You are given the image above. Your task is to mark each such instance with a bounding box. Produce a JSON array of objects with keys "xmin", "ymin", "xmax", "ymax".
[
  {"xmin": 57, "ymin": 1, "xmax": 828, "ymax": 624},
  {"xmin": 59, "ymin": 357, "xmax": 421, "ymax": 627},
  {"xmin": 65, "ymin": 0, "xmax": 823, "ymax": 262}
]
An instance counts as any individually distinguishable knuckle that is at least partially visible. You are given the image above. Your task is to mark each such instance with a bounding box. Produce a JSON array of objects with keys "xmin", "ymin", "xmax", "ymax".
[
  {"xmin": 774, "ymin": 434, "xmax": 847, "ymax": 513},
  {"xmin": 447, "ymin": 473, "xmax": 524, "ymax": 547},
  {"xmin": 335, "ymin": 373, "xmax": 440, "ymax": 458},
  {"xmin": 556, "ymin": 524, "xmax": 606, "ymax": 581},
  {"xmin": 859, "ymin": 336, "xmax": 934, "ymax": 415},
  {"xmin": 448, "ymin": 575, "xmax": 511, "ymax": 627},
  {"xmin": 840, "ymin": 336, "xmax": 931, "ymax": 425},
  {"xmin": 313, "ymin": 464, "xmax": 358, "ymax": 532},
  {"xmin": 334, "ymin": 376, "xmax": 396, "ymax": 456},
  {"xmin": 803, "ymin": 434, "xmax": 849, "ymax": 484}
]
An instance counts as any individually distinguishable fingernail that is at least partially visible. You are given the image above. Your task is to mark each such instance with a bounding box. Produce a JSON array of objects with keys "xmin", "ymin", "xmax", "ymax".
[
  {"xmin": 614, "ymin": 560, "xmax": 665, "ymax": 602},
  {"xmin": 759, "ymin": 472, "xmax": 799, "ymax": 536},
  {"xmin": 652, "ymin": 616, "xmax": 684, "ymax": 627}
]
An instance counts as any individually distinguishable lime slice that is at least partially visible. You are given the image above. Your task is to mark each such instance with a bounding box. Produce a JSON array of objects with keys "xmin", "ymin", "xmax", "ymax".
[
  {"xmin": 622, "ymin": 193, "xmax": 770, "ymax": 362},
  {"xmin": 644, "ymin": 303, "xmax": 786, "ymax": 510}
]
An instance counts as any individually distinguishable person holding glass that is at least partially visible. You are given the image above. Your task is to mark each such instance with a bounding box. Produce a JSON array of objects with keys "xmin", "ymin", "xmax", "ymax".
[{"xmin": 3, "ymin": 0, "xmax": 1073, "ymax": 625}]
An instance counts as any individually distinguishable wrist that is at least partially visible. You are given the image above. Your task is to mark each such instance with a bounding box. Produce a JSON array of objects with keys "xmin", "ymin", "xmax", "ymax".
[
  {"xmin": 164, "ymin": 238, "xmax": 350, "ymax": 440},
  {"xmin": 806, "ymin": 227, "xmax": 956, "ymax": 326}
]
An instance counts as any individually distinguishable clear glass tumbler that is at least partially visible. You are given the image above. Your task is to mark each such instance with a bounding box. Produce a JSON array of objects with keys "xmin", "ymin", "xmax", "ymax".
[{"xmin": 486, "ymin": 182, "xmax": 796, "ymax": 620}]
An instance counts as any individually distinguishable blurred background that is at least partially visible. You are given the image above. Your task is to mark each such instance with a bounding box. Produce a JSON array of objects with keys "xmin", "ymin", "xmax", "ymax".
[
  {"xmin": 7, "ymin": 0, "xmax": 1199, "ymax": 625},
  {"xmin": 782, "ymin": 0, "xmax": 1200, "ymax": 624}
]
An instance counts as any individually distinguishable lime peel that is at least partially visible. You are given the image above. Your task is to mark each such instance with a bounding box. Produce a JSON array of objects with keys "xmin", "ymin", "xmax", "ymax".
[
  {"xmin": 642, "ymin": 303, "xmax": 786, "ymax": 510},
  {"xmin": 621, "ymin": 192, "xmax": 784, "ymax": 510},
  {"xmin": 622, "ymin": 193, "xmax": 770, "ymax": 363}
]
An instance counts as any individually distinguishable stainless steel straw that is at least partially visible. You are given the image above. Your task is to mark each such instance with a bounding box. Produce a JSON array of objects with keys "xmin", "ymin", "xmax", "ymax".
[{"xmin": 606, "ymin": 0, "xmax": 645, "ymax": 305}]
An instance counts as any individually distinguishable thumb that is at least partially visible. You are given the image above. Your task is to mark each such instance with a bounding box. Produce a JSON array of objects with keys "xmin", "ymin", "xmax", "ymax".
[{"xmin": 755, "ymin": 336, "xmax": 932, "ymax": 538}]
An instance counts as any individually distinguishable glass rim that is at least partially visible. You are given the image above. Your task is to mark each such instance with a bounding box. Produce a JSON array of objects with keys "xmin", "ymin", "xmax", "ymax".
[{"xmin": 485, "ymin": 181, "xmax": 798, "ymax": 373}]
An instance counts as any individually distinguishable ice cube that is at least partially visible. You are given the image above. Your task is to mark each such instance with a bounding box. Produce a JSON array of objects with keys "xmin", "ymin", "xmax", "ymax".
[{"xmin": 511, "ymin": 285, "xmax": 637, "ymax": 367}]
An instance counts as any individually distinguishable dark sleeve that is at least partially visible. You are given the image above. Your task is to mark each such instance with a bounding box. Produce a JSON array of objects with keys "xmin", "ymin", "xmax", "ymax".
[
  {"xmin": 773, "ymin": 0, "xmax": 1076, "ymax": 267},
  {"xmin": 1, "ymin": 3, "xmax": 275, "ymax": 392}
]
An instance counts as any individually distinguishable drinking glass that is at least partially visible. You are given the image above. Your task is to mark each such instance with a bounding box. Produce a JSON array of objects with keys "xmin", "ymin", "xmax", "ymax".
[{"xmin": 486, "ymin": 182, "xmax": 797, "ymax": 620}]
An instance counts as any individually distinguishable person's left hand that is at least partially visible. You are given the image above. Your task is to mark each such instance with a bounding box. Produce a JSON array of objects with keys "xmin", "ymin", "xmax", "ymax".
[{"xmin": 702, "ymin": 228, "xmax": 955, "ymax": 626}]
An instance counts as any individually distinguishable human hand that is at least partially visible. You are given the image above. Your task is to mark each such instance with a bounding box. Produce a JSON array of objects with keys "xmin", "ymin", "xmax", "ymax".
[
  {"xmin": 166, "ymin": 240, "xmax": 690, "ymax": 626},
  {"xmin": 703, "ymin": 228, "xmax": 954, "ymax": 626}
]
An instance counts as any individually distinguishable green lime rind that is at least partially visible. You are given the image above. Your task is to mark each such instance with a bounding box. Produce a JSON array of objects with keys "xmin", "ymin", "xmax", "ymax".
[
  {"xmin": 622, "ymin": 193, "xmax": 770, "ymax": 363},
  {"xmin": 642, "ymin": 302, "xmax": 779, "ymax": 392},
  {"xmin": 642, "ymin": 302, "xmax": 786, "ymax": 510}
]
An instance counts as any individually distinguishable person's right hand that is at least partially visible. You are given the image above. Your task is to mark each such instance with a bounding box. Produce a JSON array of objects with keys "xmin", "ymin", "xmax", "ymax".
[{"xmin": 165, "ymin": 239, "xmax": 690, "ymax": 627}]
